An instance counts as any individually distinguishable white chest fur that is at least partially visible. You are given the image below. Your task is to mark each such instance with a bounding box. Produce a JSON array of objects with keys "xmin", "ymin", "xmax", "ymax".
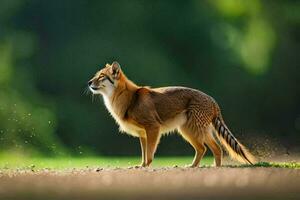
[{"xmin": 103, "ymin": 96, "xmax": 145, "ymax": 137}]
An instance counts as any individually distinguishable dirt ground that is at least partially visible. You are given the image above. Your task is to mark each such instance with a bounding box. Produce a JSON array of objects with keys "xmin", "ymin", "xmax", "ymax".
[{"xmin": 0, "ymin": 166, "xmax": 299, "ymax": 200}]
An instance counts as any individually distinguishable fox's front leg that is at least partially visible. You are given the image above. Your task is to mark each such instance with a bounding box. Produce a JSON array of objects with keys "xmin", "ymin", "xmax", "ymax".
[
  {"xmin": 145, "ymin": 127, "xmax": 161, "ymax": 166},
  {"xmin": 139, "ymin": 137, "xmax": 147, "ymax": 167}
]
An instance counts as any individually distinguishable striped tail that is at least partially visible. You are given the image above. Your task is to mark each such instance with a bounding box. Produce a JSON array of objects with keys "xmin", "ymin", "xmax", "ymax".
[{"xmin": 213, "ymin": 116, "xmax": 256, "ymax": 165}]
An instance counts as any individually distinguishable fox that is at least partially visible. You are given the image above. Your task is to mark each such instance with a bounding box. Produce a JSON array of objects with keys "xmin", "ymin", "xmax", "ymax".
[{"xmin": 88, "ymin": 61, "xmax": 256, "ymax": 167}]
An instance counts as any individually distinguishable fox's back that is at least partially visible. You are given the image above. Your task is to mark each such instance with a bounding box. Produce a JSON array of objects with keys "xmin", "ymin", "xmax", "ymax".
[{"xmin": 148, "ymin": 87, "xmax": 219, "ymax": 128}]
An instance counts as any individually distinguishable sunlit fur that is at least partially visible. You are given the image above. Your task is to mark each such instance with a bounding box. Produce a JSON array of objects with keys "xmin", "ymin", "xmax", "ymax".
[{"xmin": 89, "ymin": 62, "xmax": 256, "ymax": 167}]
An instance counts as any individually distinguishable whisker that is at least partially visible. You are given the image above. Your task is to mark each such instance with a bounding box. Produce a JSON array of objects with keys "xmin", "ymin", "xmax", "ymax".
[{"xmin": 82, "ymin": 87, "xmax": 90, "ymax": 96}]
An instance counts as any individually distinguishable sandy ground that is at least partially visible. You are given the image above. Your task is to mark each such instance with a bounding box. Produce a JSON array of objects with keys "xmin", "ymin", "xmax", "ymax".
[{"xmin": 0, "ymin": 166, "xmax": 299, "ymax": 200}]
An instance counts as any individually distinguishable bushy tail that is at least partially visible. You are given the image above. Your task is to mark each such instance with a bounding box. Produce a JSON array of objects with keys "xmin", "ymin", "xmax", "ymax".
[{"xmin": 213, "ymin": 116, "xmax": 256, "ymax": 164}]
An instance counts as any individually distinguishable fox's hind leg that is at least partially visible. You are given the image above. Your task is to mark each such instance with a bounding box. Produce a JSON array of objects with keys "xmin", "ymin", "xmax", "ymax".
[
  {"xmin": 179, "ymin": 125, "xmax": 207, "ymax": 167},
  {"xmin": 205, "ymin": 127, "xmax": 222, "ymax": 167}
]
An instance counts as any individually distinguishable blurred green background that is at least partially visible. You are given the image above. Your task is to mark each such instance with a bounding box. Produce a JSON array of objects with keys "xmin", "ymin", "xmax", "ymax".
[{"xmin": 0, "ymin": 0, "xmax": 299, "ymax": 158}]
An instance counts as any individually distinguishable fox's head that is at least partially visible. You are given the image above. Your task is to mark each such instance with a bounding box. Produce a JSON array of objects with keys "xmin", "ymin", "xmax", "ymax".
[{"xmin": 88, "ymin": 61, "xmax": 122, "ymax": 96}]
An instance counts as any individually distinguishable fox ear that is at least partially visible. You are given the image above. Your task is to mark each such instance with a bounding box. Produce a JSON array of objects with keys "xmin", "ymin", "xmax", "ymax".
[{"xmin": 110, "ymin": 61, "xmax": 121, "ymax": 79}]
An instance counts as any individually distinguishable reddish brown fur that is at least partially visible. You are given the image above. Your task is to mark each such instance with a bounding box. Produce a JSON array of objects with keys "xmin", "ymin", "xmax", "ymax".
[{"xmin": 88, "ymin": 62, "xmax": 256, "ymax": 167}]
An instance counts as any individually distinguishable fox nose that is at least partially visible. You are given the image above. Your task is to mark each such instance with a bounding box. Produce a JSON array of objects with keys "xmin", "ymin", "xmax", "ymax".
[{"xmin": 88, "ymin": 80, "xmax": 92, "ymax": 86}]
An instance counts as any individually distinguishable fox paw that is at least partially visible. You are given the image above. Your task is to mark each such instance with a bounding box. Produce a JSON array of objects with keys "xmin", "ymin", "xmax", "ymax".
[
  {"xmin": 184, "ymin": 164, "xmax": 198, "ymax": 168},
  {"xmin": 133, "ymin": 163, "xmax": 147, "ymax": 169}
]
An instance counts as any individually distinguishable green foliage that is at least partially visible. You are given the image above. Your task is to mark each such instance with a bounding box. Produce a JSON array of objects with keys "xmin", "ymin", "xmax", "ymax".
[
  {"xmin": 0, "ymin": 0, "xmax": 299, "ymax": 156},
  {"xmin": 0, "ymin": 89, "xmax": 63, "ymax": 155}
]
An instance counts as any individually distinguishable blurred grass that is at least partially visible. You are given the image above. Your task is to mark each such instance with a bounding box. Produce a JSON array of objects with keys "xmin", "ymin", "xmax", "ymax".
[
  {"xmin": 0, "ymin": 154, "xmax": 299, "ymax": 170},
  {"xmin": 0, "ymin": 155, "xmax": 214, "ymax": 170},
  {"xmin": 223, "ymin": 162, "xmax": 300, "ymax": 169},
  {"xmin": 252, "ymin": 162, "xmax": 300, "ymax": 169}
]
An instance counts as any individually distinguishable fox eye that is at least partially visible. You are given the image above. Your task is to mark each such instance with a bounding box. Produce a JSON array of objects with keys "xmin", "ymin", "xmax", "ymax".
[
  {"xmin": 98, "ymin": 74, "xmax": 105, "ymax": 79},
  {"xmin": 98, "ymin": 73, "xmax": 114, "ymax": 84}
]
